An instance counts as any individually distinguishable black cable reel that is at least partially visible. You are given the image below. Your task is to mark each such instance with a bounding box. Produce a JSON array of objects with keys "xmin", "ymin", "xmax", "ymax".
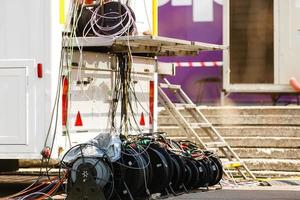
[
  {"xmin": 61, "ymin": 144, "xmax": 114, "ymax": 200},
  {"xmin": 76, "ymin": 1, "xmax": 136, "ymax": 37},
  {"xmin": 112, "ymin": 145, "xmax": 151, "ymax": 200}
]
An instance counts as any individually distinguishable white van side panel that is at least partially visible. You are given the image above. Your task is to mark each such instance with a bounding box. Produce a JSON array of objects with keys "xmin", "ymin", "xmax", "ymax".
[{"xmin": 0, "ymin": 0, "xmax": 61, "ymax": 159}]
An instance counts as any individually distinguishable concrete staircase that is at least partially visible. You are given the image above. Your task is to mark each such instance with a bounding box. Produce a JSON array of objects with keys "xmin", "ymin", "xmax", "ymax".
[{"xmin": 158, "ymin": 106, "xmax": 300, "ymax": 178}]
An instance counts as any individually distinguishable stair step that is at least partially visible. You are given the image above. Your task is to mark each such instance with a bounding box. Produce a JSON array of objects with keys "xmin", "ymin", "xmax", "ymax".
[
  {"xmin": 249, "ymin": 170, "xmax": 300, "ymax": 178},
  {"xmin": 231, "ymin": 148, "xmax": 300, "ymax": 159},
  {"xmin": 205, "ymin": 142, "xmax": 227, "ymax": 148},
  {"xmin": 159, "ymin": 106, "xmax": 300, "ymax": 116},
  {"xmin": 190, "ymin": 123, "xmax": 212, "ymax": 128},
  {"xmin": 159, "ymin": 126, "xmax": 300, "ymax": 138},
  {"xmin": 202, "ymin": 106, "xmax": 300, "ymax": 116},
  {"xmin": 242, "ymin": 159, "xmax": 300, "ymax": 172},
  {"xmin": 158, "ymin": 115, "xmax": 300, "ymax": 125},
  {"xmin": 168, "ymin": 136, "xmax": 300, "ymax": 148},
  {"xmin": 223, "ymin": 137, "xmax": 300, "ymax": 148}
]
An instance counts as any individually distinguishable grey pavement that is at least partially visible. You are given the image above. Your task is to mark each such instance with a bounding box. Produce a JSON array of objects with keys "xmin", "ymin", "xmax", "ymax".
[
  {"xmin": 169, "ymin": 186, "xmax": 300, "ymax": 200},
  {"xmin": 1, "ymin": 176, "xmax": 300, "ymax": 200}
]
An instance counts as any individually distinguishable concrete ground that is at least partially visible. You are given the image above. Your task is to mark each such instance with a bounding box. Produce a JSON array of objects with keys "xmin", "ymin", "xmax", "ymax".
[
  {"xmin": 169, "ymin": 186, "xmax": 300, "ymax": 200},
  {"xmin": 1, "ymin": 175, "xmax": 300, "ymax": 200},
  {"xmin": 2, "ymin": 185, "xmax": 300, "ymax": 200}
]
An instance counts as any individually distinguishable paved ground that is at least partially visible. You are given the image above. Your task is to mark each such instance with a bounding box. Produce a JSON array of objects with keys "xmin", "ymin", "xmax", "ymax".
[
  {"xmin": 1, "ymin": 175, "xmax": 300, "ymax": 200},
  {"xmin": 2, "ymin": 185, "xmax": 300, "ymax": 200},
  {"xmin": 169, "ymin": 186, "xmax": 300, "ymax": 200}
]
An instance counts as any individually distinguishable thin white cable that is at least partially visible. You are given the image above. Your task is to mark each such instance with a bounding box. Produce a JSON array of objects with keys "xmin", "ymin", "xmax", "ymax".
[
  {"xmin": 82, "ymin": 3, "xmax": 136, "ymax": 42},
  {"xmin": 143, "ymin": 0, "xmax": 153, "ymax": 34},
  {"xmin": 19, "ymin": 192, "xmax": 54, "ymax": 200}
]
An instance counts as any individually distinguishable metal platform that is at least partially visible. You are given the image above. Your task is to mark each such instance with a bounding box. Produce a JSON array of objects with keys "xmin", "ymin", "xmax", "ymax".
[{"xmin": 64, "ymin": 35, "xmax": 225, "ymax": 56}]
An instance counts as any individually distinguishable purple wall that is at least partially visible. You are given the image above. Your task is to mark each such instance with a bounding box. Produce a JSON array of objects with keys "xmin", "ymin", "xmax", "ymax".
[{"xmin": 159, "ymin": 1, "xmax": 223, "ymax": 62}]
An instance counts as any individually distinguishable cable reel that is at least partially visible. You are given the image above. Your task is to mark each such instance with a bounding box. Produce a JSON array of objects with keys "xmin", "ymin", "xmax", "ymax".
[
  {"xmin": 145, "ymin": 146, "xmax": 171, "ymax": 194},
  {"xmin": 61, "ymin": 144, "xmax": 114, "ymax": 200},
  {"xmin": 70, "ymin": 158, "xmax": 110, "ymax": 188},
  {"xmin": 205, "ymin": 153, "xmax": 223, "ymax": 186},
  {"xmin": 182, "ymin": 162, "xmax": 193, "ymax": 191},
  {"xmin": 76, "ymin": 1, "xmax": 136, "ymax": 37},
  {"xmin": 113, "ymin": 146, "xmax": 151, "ymax": 200},
  {"xmin": 169, "ymin": 154, "xmax": 186, "ymax": 194},
  {"xmin": 67, "ymin": 157, "xmax": 112, "ymax": 200},
  {"xmin": 97, "ymin": 1, "xmax": 136, "ymax": 36},
  {"xmin": 184, "ymin": 158, "xmax": 200, "ymax": 190}
]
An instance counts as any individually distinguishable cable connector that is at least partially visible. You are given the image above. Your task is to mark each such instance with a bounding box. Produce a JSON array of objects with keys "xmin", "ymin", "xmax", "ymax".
[{"xmin": 41, "ymin": 146, "xmax": 51, "ymax": 159}]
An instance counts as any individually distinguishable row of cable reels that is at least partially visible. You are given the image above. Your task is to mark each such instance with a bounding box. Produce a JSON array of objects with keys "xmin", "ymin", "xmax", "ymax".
[{"xmin": 62, "ymin": 133, "xmax": 223, "ymax": 200}]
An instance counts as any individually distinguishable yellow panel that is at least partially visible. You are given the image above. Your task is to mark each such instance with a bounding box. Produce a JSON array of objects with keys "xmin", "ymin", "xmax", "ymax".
[
  {"xmin": 152, "ymin": 0, "xmax": 158, "ymax": 36},
  {"xmin": 60, "ymin": 0, "xmax": 65, "ymax": 25}
]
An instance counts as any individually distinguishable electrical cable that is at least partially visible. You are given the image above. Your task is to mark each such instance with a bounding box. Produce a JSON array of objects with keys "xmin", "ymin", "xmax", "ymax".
[
  {"xmin": 8, "ymin": 176, "xmax": 62, "ymax": 200},
  {"xmin": 79, "ymin": 2, "xmax": 136, "ymax": 42},
  {"xmin": 143, "ymin": 0, "xmax": 153, "ymax": 34},
  {"xmin": 18, "ymin": 191, "xmax": 54, "ymax": 200},
  {"xmin": 35, "ymin": 174, "xmax": 67, "ymax": 200},
  {"xmin": 120, "ymin": 140, "xmax": 152, "ymax": 157},
  {"xmin": 6, "ymin": 181, "xmax": 49, "ymax": 199}
]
